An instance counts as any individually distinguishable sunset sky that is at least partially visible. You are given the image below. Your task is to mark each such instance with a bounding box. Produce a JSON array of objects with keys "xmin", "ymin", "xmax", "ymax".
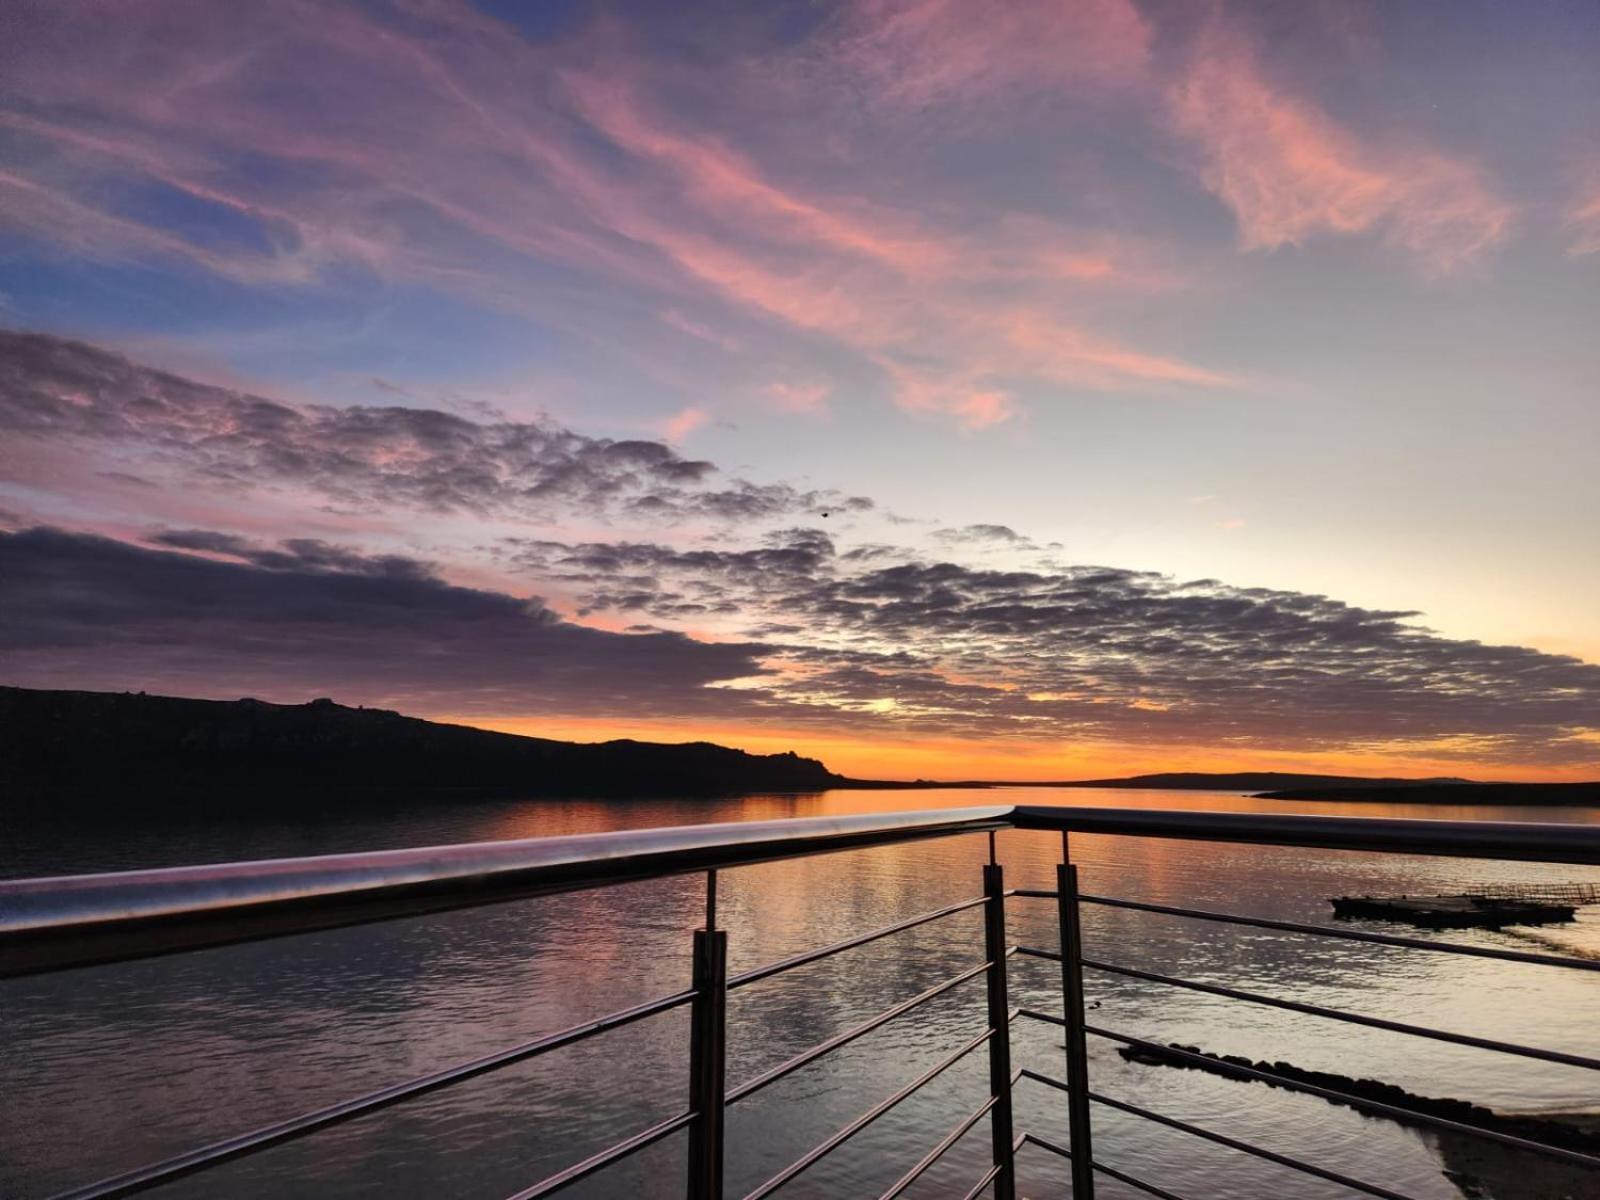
[{"xmin": 2, "ymin": 0, "xmax": 1598, "ymax": 780}]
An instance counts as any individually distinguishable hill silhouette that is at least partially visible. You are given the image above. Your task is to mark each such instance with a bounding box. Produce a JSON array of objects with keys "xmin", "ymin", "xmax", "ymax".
[
  {"xmin": 1040, "ymin": 771, "xmax": 1471, "ymax": 790},
  {"xmin": 0, "ymin": 686, "xmax": 843, "ymax": 799},
  {"xmin": 1255, "ymin": 782, "xmax": 1600, "ymax": 804}
]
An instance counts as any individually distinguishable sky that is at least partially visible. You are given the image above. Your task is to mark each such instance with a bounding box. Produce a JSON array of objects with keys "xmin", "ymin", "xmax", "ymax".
[{"xmin": 1, "ymin": 0, "xmax": 1598, "ymax": 780}]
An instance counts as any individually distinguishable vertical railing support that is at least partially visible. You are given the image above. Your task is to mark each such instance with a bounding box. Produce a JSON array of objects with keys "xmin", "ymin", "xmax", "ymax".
[
  {"xmin": 1057, "ymin": 838, "xmax": 1095, "ymax": 1197},
  {"xmin": 687, "ymin": 871, "xmax": 727, "ymax": 1199},
  {"xmin": 982, "ymin": 844, "xmax": 1018, "ymax": 1200}
]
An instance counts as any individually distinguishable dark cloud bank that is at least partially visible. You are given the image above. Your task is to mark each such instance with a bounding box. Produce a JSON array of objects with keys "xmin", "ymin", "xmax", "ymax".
[
  {"xmin": 507, "ymin": 529, "xmax": 1600, "ymax": 762},
  {"xmin": 0, "ymin": 329, "xmax": 869, "ymax": 522},
  {"xmin": 2, "ymin": 523, "xmax": 1596, "ymax": 764},
  {"xmin": 2, "ymin": 329, "xmax": 1598, "ymax": 764},
  {"xmin": 0, "ymin": 527, "xmax": 783, "ymax": 719}
]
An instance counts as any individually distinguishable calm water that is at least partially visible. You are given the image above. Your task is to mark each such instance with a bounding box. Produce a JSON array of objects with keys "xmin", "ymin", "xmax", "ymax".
[{"xmin": 3, "ymin": 788, "xmax": 1598, "ymax": 1200}]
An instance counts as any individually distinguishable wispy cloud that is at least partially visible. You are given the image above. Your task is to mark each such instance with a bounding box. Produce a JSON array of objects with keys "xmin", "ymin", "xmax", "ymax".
[
  {"xmin": 826, "ymin": 0, "xmax": 1152, "ymax": 110},
  {"xmin": 0, "ymin": 0, "xmax": 1229, "ymax": 429},
  {"xmin": 1568, "ymin": 178, "xmax": 1600, "ymax": 256},
  {"xmin": 1169, "ymin": 24, "xmax": 1514, "ymax": 275},
  {"xmin": 762, "ymin": 381, "xmax": 832, "ymax": 417}
]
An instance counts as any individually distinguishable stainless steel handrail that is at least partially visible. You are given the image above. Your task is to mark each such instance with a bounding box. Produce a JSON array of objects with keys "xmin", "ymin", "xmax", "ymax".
[
  {"xmin": 0, "ymin": 805, "xmax": 1012, "ymax": 977},
  {"xmin": 8, "ymin": 804, "xmax": 1599, "ymax": 980}
]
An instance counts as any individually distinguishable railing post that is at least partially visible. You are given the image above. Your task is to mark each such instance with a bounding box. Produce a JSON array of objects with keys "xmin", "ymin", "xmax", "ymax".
[
  {"xmin": 687, "ymin": 871, "xmax": 727, "ymax": 1199},
  {"xmin": 982, "ymin": 850, "xmax": 1018, "ymax": 1200},
  {"xmin": 1057, "ymin": 839, "xmax": 1095, "ymax": 1198}
]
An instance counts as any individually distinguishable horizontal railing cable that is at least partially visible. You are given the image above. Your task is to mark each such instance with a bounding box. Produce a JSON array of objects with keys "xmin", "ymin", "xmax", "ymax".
[
  {"xmin": 1017, "ymin": 1068, "xmax": 1422, "ymax": 1200},
  {"xmin": 728, "ymin": 896, "xmax": 987, "ymax": 990},
  {"xmin": 1076, "ymin": 1023, "xmax": 1600, "ymax": 1172},
  {"xmin": 40, "ymin": 903, "xmax": 990, "ymax": 1200},
  {"xmin": 503, "ymin": 1110, "xmax": 695, "ymax": 1200},
  {"xmin": 1075, "ymin": 954, "xmax": 1600, "ymax": 1072},
  {"xmin": 1011, "ymin": 889, "xmax": 1600, "ymax": 972},
  {"xmin": 877, "ymin": 1094, "xmax": 997, "ymax": 1200},
  {"xmin": 955, "ymin": 1161, "xmax": 1003, "ymax": 1200},
  {"xmin": 727, "ymin": 960, "xmax": 990, "ymax": 1104},
  {"xmin": 43, "ymin": 986, "xmax": 697, "ymax": 1200},
  {"xmin": 1019, "ymin": 1131, "xmax": 1193, "ymax": 1200},
  {"xmin": 741, "ymin": 1026, "xmax": 995, "ymax": 1200}
]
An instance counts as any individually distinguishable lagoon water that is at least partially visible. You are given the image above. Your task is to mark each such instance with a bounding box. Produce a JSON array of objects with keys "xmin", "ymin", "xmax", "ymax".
[{"xmin": 3, "ymin": 788, "xmax": 1598, "ymax": 1199}]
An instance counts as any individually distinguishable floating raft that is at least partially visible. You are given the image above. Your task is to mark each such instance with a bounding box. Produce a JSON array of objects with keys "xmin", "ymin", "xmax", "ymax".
[{"xmin": 1329, "ymin": 893, "xmax": 1578, "ymax": 929}]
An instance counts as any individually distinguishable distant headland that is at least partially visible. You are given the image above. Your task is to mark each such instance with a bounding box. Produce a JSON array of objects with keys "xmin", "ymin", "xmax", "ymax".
[
  {"xmin": 1030, "ymin": 771, "xmax": 1474, "ymax": 791},
  {"xmin": 0, "ymin": 686, "xmax": 844, "ymax": 799},
  {"xmin": 1251, "ymin": 781, "xmax": 1600, "ymax": 804},
  {"xmin": 2, "ymin": 687, "xmax": 1593, "ymax": 806},
  {"xmin": 1002, "ymin": 771, "xmax": 1600, "ymax": 805}
]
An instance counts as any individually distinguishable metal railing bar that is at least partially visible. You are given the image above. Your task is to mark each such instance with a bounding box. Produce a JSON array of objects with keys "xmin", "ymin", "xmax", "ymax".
[
  {"xmin": 726, "ymin": 960, "xmax": 990, "ymax": 1104},
  {"xmin": 877, "ymin": 1094, "xmax": 997, "ymax": 1200},
  {"xmin": 1083, "ymin": 1082, "xmax": 1423, "ymax": 1200},
  {"xmin": 1046, "ymin": 891, "xmax": 1600, "ymax": 973},
  {"xmin": 1016, "ymin": 1006, "xmax": 1068, "ymax": 1028},
  {"xmin": 1019, "ymin": 1133, "xmax": 1194, "ymax": 1200},
  {"xmin": 727, "ymin": 896, "xmax": 987, "ymax": 990},
  {"xmin": 980, "ymin": 861, "xmax": 1017, "ymax": 1200},
  {"xmin": 1014, "ymin": 944, "xmax": 1061, "ymax": 961},
  {"xmin": 1091, "ymin": 1159, "xmax": 1192, "ymax": 1200},
  {"xmin": 1084, "ymin": 1025, "xmax": 1600, "ymax": 1172},
  {"xmin": 956, "ymin": 1161, "xmax": 1003, "ymax": 1200},
  {"xmin": 1080, "ymin": 956, "xmax": 1600, "ymax": 1072},
  {"xmin": 503, "ymin": 1110, "xmax": 695, "ymax": 1200},
  {"xmin": 686, "ymin": 922, "xmax": 727, "ymax": 1197},
  {"xmin": 0, "ymin": 807, "xmax": 1014, "ymax": 978},
  {"xmin": 1018, "ymin": 1131, "xmax": 1071, "ymax": 1158},
  {"xmin": 740, "ymin": 1026, "xmax": 995, "ymax": 1200},
  {"xmin": 1010, "ymin": 805, "xmax": 1600, "ymax": 866},
  {"xmin": 42, "ymin": 987, "xmax": 697, "ymax": 1200}
]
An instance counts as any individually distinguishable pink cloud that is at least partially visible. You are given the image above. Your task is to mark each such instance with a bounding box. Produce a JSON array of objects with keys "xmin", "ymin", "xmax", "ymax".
[
  {"xmin": 662, "ymin": 406, "xmax": 710, "ymax": 442},
  {"xmin": 948, "ymin": 390, "xmax": 1015, "ymax": 431},
  {"xmin": 990, "ymin": 309, "xmax": 1230, "ymax": 389},
  {"xmin": 1169, "ymin": 27, "xmax": 1513, "ymax": 274},
  {"xmin": 1568, "ymin": 183, "xmax": 1600, "ymax": 256},
  {"xmin": 763, "ymin": 381, "xmax": 832, "ymax": 416},
  {"xmin": 881, "ymin": 365, "xmax": 1018, "ymax": 430},
  {"xmin": 831, "ymin": 0, "xmax": 1152, "ymax": 109},
  {"xmin": 566, "ymin": 75, "xmax": 948, "ymax": 278}
]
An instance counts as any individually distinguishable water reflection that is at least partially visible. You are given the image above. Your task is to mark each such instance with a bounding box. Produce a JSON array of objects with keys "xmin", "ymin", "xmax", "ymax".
[{"xmin": 2, "ymin": 788, "xmax": 1597, "ymax": 1199}]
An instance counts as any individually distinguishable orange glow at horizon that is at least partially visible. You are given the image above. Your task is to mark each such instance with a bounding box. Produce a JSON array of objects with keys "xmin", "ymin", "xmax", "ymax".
[{"xmin": 430, "ymin": 713, "xmax": 1596, "ymax": 784}]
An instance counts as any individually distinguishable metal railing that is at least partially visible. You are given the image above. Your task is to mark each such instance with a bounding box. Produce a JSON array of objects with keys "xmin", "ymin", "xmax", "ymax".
[{"xmin": 2, "ymin": 803, "xmax": 1598, "ymax": 1199}]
